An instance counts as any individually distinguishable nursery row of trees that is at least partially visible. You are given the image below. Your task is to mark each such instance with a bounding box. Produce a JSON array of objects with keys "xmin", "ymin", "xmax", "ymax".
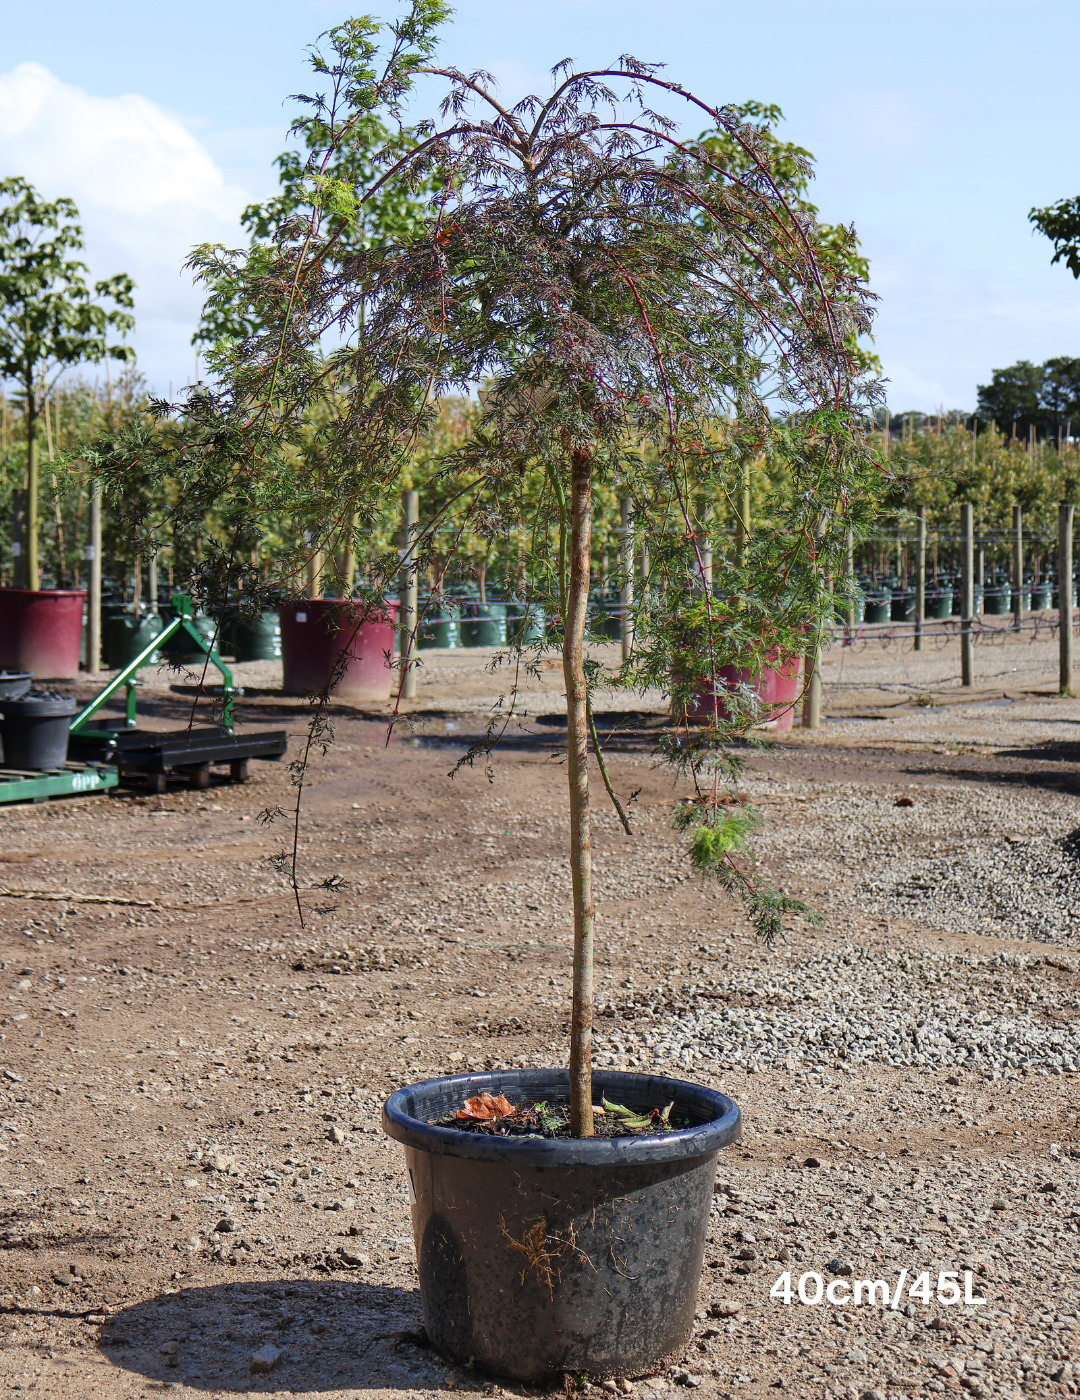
[{"xmin": 5, "ymin": 384, "xmax": 1080, "ymax": 602}]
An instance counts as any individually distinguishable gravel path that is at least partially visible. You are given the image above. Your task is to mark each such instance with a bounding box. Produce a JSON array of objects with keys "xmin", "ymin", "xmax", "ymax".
[{"xmin": 603, "ymin": 944, "xmax": 1080, "ymax": 1074}]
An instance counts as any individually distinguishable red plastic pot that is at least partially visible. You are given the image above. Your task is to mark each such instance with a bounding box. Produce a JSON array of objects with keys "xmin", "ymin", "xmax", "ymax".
[
  {"xmin": 688, "ymin": 654, "xmax": 802, "ymax": 733},
  {"xmin": 0, "ymin": 588, "xmax": 86, "ymax": 680},
  {"xmin": 279, "ymin": 598, "xmax": 400, "ymax": 702}
]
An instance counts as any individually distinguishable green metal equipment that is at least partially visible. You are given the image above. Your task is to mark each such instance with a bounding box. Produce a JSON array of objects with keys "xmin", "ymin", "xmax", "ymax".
[
  {"xmin": 0, "ymin": 762, "xmax": 117, "ymax": 805},
  {"xmin": 71, "ymin": 593, "xmax": 235, "ymax": 737}
]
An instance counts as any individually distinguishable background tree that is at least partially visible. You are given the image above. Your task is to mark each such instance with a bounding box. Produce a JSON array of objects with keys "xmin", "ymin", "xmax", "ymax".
[
  {"xmin": 977, "ymin": 357, "xmax": 1080, "ymax": 440},
  {"xmin": 0, "ymin": 176, "xmax": 135, "ymax": 590},
  {"xmin": 1031, "ymin": 195, "xmax": 1080, "ymax": 280},
  {"xmin": 1040, "ymin": 356, "xmax": 1080, "ymax": 437},
  {"xmin": 976, "ymin": 360, "xmax": 1043, "ymax": 439}
]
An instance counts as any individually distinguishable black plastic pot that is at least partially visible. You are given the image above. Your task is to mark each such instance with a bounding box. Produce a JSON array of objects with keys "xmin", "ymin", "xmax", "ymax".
[
  {"xmin": 382, "ymin": 1068, "xmax": 740, "ymax": 1382},
  {"xmin": 0, "ymin": 694, "xmax": 77, "ymax": 770},
  {"xmin": 0, "ymin": 671, "xmax": 32, "ymax": 701}
]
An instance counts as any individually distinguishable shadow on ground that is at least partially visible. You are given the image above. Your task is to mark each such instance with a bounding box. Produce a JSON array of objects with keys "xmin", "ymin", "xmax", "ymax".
[{"xmin": 96, "ymin": 1278, "xmax": 471, "ymax": 1394}]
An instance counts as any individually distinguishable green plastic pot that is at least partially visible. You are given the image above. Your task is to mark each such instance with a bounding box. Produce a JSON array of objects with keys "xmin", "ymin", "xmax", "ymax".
[
  {"xmin": 230, "ymin": 610, "xmax": 282, "ymax": 661},
  {"xmin": 982, "ymin": 580, "xmax": 1011, "ymax": 615},
  {"xmin": 863, "ymin": 590, "xmax": 891, "ymax": 624},
  {"xmin": 417, "ymin": 596, "xmax": 461, "ymax": 649},
  {"xmin": 104, "ymin": 611, "xmax": 165, "ymax": 670},
  {"xmin": 505, "ymin": 602, "xmax": 546, "ymax": 644},
  {"xmin": 924, "ymin": 582, "xmax": 953, "ymax": 620},
  {"xmin": 460, "ymin": 602, "xmax": 507, "ymax": 647},
  {"xmin": 160, "ymin": 610, "xmax": 222, "ymax": 664},
  {"xmin": 1030, "ymin": 584, "xmax": 1051, "ymax": 611}
]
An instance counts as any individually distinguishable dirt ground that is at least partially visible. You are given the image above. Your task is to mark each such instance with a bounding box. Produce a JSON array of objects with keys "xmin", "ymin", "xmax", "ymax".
[{"xmin": 1, "ymin": 629, "xmax": 1078, "ymax": 1400}]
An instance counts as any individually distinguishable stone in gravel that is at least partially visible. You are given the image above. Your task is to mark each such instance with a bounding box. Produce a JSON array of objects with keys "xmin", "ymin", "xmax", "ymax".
[
  {"xmin": 674, "ymin": 1371, "xmax": 702, "ymax": 1388},
  {"xmin": 861, "ymin": 1391, "xmax": 886, "ymax": 1400},
  {"xmin": 736, "ymin": 1247, "xmax": 757, "ymax": 1261},
  {"xmin": 709, "ymin": 1301, "xmax": 743, "ymax": 1318},
  {"xmin": 846, "ymin": 1349, "xmax": 868, "ymax": 1365},
  {"xmin": 1038, "ymin": 1180, "xmax": 1057, "ymax": 1192},
  {"xmin": 340, "ymin": 1248, "xmax": 370, "ymax": 1267},
  {"xmin": 804, "ymin": 1156, "xmax": 821, "ymax": 1168},
  {"xmin": 328, "ymin": 1126, "xmax": 346, "ymax": 1144},
  {"xmin": 215, "ymin": 1217, "xmax": 236, "ymax": 1233},
  {"xmin": 51, "ymin": 1268, "xmax": 75, "ymax": 1287},
  {"xmin": 827, "ymin": 1259, "xmax": 853, "ymax": 1277},
  {"xmin": 250, "ymin": 1344, "xmax": 281, "ymax": 1374}
]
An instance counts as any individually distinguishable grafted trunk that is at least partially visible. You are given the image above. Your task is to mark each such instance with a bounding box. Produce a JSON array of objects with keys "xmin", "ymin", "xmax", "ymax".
[{"xmin": 564, "ymin": 447, "xmax": 594, "ymax": 1137}]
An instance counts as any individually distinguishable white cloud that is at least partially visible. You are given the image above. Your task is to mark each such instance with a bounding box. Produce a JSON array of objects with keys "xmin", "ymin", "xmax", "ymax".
[{"xmin": 0, "ymin": 62, "xmax": 250, "ymax": 390}]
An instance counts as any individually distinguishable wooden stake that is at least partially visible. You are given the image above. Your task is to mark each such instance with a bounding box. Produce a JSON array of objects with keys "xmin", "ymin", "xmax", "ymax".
[
  {"xmin": 801, "ymin": 636, "xmax": 821, "ymax": 729},
  {"xmin": 1060, "ymin": 503, "xmax": 1074, "ymax": 696},
  {"xmin": 914, "ymin": 505, "xmax": 925, "ymax": 651},
  {"xmin": 619, "ymin": 497, "xmax": 633, "ymax": 663},
  {"xmin": 88, "ymin": 481, "xmax": 102, "ymax": 676},
  {"xmin": 42, "ymin": 383, "xmax": 67, "ymax": 587},
  {"xmin": 399, "ymin": 490, "xmax": 419, "ymax": 701},
  {"xmin": 960, "ymin": 503, "xmax": 974, "ymax": 687}
]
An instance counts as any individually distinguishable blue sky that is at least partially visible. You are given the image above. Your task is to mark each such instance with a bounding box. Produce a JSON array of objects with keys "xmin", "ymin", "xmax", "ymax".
[{"xmin": 2, "ymin": 0, "xmax": 1079, "ymax": 409}]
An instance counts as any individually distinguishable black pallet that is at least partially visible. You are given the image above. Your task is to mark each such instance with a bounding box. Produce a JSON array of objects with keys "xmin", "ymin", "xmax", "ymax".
[{"xmin": 68, "ymin": 727, "xmax": 288, "ymax": 792}]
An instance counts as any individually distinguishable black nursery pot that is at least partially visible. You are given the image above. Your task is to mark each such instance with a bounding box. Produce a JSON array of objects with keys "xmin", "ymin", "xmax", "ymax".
[
  {"xmin": 382, "ymin": 1068, "xmax": 741, "ymax": 1382},
  {"xmin": 0, "ymin": 694, "xmax": 77, "ymax": 770}
]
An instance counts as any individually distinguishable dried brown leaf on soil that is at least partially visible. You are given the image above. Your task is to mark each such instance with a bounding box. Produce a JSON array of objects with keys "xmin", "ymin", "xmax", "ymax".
[{"xmin": 456, "ymin": 1092, "xmax": 515, "ymax": 1121}]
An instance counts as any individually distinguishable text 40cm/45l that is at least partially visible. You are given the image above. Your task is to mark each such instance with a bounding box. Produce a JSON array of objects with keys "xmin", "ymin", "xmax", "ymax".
[{"xmin": 771, "ymin": 1270, "xmax": 987, "ymax": 1308}]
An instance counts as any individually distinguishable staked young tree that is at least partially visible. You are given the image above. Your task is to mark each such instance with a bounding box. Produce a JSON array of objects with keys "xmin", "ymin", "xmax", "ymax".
[
  {"xmin": 97, "ymin": 5, "xmax": 880, "ymax": 1135},
  {"xmin": 0, "ymin": 177, "xmax": 135, "ymax": 590}
]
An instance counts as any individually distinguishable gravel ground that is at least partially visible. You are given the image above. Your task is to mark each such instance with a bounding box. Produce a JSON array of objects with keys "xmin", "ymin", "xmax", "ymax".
[{"xmin": 0, "ymin": 661, "xmax": 1078, "ymax": 1400}]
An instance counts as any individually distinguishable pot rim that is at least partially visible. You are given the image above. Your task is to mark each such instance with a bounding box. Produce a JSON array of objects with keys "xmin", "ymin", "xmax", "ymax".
[
  {"xmin": 0, "ymin": 697, "xmax": 78, "ymax": 715},
  {"xmin": 382, "ymin": 1067, "xmax": 740, "ymax": 1165}
]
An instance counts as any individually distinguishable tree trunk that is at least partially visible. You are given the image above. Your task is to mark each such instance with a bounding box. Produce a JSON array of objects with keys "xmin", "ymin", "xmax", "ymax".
[
  {"xmin": 25, "ymin": 381, "xmax": 39, "ymax": 592},
  {"xmin": 564, "ymin": 447, "xmax": 595, "ymax": 1138}
]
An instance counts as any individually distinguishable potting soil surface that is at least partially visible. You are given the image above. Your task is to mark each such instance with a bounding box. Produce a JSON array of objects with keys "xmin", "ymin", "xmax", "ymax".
[
  {"xmin": 1, "ymin": 636, "xmax": 1079, "ymax": 1399},
  {"xmin": 432, "ymin": 1095, "xmax": 689, "ymax": 1137}
]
